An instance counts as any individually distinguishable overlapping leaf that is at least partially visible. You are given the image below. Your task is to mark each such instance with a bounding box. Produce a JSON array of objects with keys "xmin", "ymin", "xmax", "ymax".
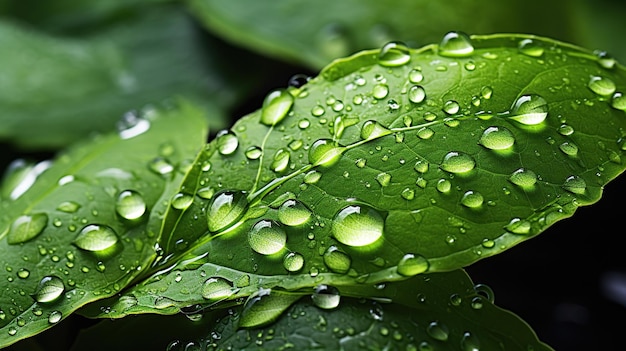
[{"xmin": 0, "ymin": 100, "xmax": 207, "ymax": 348}]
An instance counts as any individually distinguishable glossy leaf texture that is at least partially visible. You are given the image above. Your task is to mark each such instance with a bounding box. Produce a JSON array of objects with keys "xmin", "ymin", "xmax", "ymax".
[
  {"xmin": 86, "ymin": 33, "xmax": 626, "ymax": 323},
  {"xmin": 172, "ymin": 271, "xmax": 553, "ymax": 351},
  {"xmin": 185, "ymin": 0, "xmax": 578, "ymax": 69},
  {"xmin": 0, "ymin": 100, "xmax": 207, "ymax": 348},
  {"xmin": 0, "ymin": 3, "xmax": 234, "ymax": 149}
]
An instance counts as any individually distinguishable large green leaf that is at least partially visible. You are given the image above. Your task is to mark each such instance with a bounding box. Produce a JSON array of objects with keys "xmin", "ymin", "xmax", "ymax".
[
  {"xmin": 185, "ymin": 0, "xmax": 577, "ymax": 69},
  {"xmin": 85, "ymin": 33, "xmax": 625, "ymax": 326},
  {"xmin": 0, "ymin": 100, "xmax": 207, "ymax": 348},
  {"xmin": 0, "ymin": 3, "xmax": 233, "ymax": 149}
]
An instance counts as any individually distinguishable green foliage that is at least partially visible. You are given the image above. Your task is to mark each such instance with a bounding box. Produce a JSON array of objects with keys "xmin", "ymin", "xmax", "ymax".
[{"xmin": 0, "ymin": 1, "xmax": 625, "ymax": 350}]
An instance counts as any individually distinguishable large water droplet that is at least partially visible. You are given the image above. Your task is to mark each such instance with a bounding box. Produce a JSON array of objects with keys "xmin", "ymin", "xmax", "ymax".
[
  {"xmin": 438, "ymin": 31, "xmax": 474, "ymax": 57},
  {"xmin": 283, "ymin": 252, "xmax": 304, "ymax": 272},
  {"xmin": 559, "ymin": 142, "xmax": 579, "ymax": 156},
  {"xmin": 442, "ymin": 100, "xmax": 460, "ymax": 115},
  {"xmin": 408, "ymin": 85, "xmax": 426, "ymax": 103},
  {"xmin": 311, "ymin": 285, "xmax": 340, "ymax": 309},
  {"xmin": 372, "ymin": 84, "xmax": 390, "ymax": 99},
  {"xmin": 308, "ymin": 139, "xmax": 344, "ymax": 167},
  {"xmin": 376, "ymin": 172, "xmax": 391, "ymax": 187},
  {"xmin": 562, "ymin": 175, "xmax": 586, "ymax": 194},
  {"xmin": 73, "ymin": 224, "xmax": 118, "ymax": 251},
  {"xmin": 361, "ymin": 120, "xmax": 391, "ymax": 140},
  {"xmin": 588, "ymin": 76, "xmax": 616, "ymax": 96},
  {"xmin": 504, "ymin": 218, "xmax": 531, "ymax": 235},
  {"xmin": 426, "ymin": 321, "xmax": 449, "ymax": 341},
  {"xmin": 202, "ymin": 277, "xmax": 234, "ymax": 300},
  {"xmin": 260, "ymin": 89, "xmax": 294, "ymax": 126},
  {"xmin": 323, "ymin": 246, "xmax": 351, "ymax": 274},
  {"xmin": 518, "ymin": 39, "xmax": 544, "ymax": 57},
  {"xmin": 271, "ymin": 148, "xmax": 291, "ymax": 173},
  {"xmin": 48, "ymin": 310, "xmax": 62, "ymax": 324},
  {"xmin": 611, "ymin": 92, "xmax": 626, "ymax": 111},
  {"xmin": 508, "ymin": 94, "xmax": 548, "ymax": 125},
  {"xmin": 171, "ymin": 192, "xmax": 193, "ymax": 210},
  {"xmin": 215, "ymin": 130, "xmax": 239, "ymax": 155},
  {"xmin": 207, "ymin": 190, "xmax": 249, "ymax": 232},
  {"xmin": 440, "ymin": 151, "xmax": 476, "ymax": 174},
  {"xmin": 461, "ymin": 191, "xmax": 484, "ymax": 208},
  {"xmin": 278, "ymin": 199, "xmax": 311, "ymax": 226},
  {"xmin": 378, "ymin": 41, "xmax": 411, "ymax": 67},
  {"xmin": 331, "ymin": 204, "xmax": 384, "ymax": 247},
  {"xmin": 479, "ymin": 126, "xmax": 515, "ymax": 150},
  {"xmin": 461, "ymin": 331, "xmax": 481, "ymax": 351},
  {"xmin": 32, "ymin": 276, "xmax": 65, "ymax": 303},
  {"xmin": 7, "ymin": 213, "xmax": 48, "ymax": 245},
  {"xmin": 396, "ymin": 253, "xmax": 429, "ymax": 276},
  {"xmin": 245, "ymin": 146, "xmax": 263, "ymax": 160},
  {"xmin": 116, "ymin": 190, "xmax": 146, "ymax": 220},
  {"xmin": 248, "ymin": 220, "xmax": 286, "ymax": 255},
  {"xmin": 436, "ymin": 179, "xmax": 452, "ymax": 193},
  {"xmin": 508, "ymin": 168, "xmax": 537, "ymax": 188}
]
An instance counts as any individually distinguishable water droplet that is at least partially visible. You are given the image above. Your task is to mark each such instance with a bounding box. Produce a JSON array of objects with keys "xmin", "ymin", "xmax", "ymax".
[
  {"xmin": 508, "ymin": 168, "xmax": 537, "ymax": 188},
  {"xmin": 559, "ymin": 141, "xmax": 579, "ymax": 156},
  {"xmin": 372, "ymin": 84, "xmax": 389, "ymax": 99},
  {"xmin": 148, "ymin": 157, "xmax": 174, "ymax": 175},
  {"xmin": 283, "ymin": 252, "xmax": 305, "ymax": 272},
  {"xmin": 361, "ymin": 120, "xmax": 392, "ymax": 140},
  {"xmin": 461, "ymin": 331, "xmax": 481, "ymax": 351},
  {"xmin": 442, "ymin": 100, "xmax": 460, "ymax": 115},
  {"xmin": 32, "ymin": 276, "xmax": 65, "ymax": 303},
  {"xmin": 588, "ymin": 76, "xmax": 616, "ymax": 96},
  {"xmin": 202, "ymin": 277, "xmax": 234, "ymax": 300},
  {"xmin": 245, "ymin": 146, "xmax": 263, "ymax": 160},
  {"xmin": 396, "ymin": 253, "xmax": 429, "ymax": 276},
  {"xmin": 508, "ymin": 94, "xmax": 548, "ymax": 125},
  {"xmin": 426, "ymin": 321, "xmax": 449, "ymax": 341},
  {"xmin": 73, "ymin": 224, "xmax": 118, "ymax": 251},
  {"xmin": 207, "ymin": 190, "xmax": 249, "ymax": 232},
  {"xmin": 308, "ymin": 139, "xmax": 344, "ymax": 167},
  {"xmin": 557, "ymin": 124, "xmax": 574, "ymax": 136},
  {"xmin": 287, "ymin": 74, "xmax": 310, "ymax": 88},
  {"xmin": 594, "ymin": 50, "xmax": 617, "ymax": 69},
  {"xmin": 401, "ymin": 188, "xmax": 415, "ymax": 200},
  {"xmin": 323, "ymin": 246, "xmax": 351, "ymax": 274},
  {"xmin": 480, "ymin": 86, "xmax": 493, "ymax": 99},
  {"xmin": 479, "ymin": 126, "xmax": 515, "ymax": 150},
  {"xmin": 611, "ymin": 92, "xmax": 626, "ymax": 111},
  {"xmin": 312, "ymin": 285, "xmax": 340, "ymax": 309},
  {"xmin": 562, "ymin": 175, "xmax": 586, "ymax": 194},
  {"xmin": 17, "ymin": 268, "xmax": 30, "ymax": 279},
  {"xmin": 440, "ymin": 151, "xmax": 475, "ymax": 174},
  {"xmin": 118, "ymin": 111, "xmax": 150, "ymax": 139},
  {"xmin": 414, "ymin": 160, "xmax": 429, "ymax": 173},
  {"xmin": 518, "ymin": 39, "xmax": 544, "ymax": 57},
  {"xmin": 303, "ymin": 170, "xmax": 322, "ymax": 184},
  {"xmin": 438, "ymin": 31, "xmax": 474, "ymax": 57},
  {"xmin": 408, "ymin": 69, "xmax": 424, "ymax": 84},
  {"xmin": 378, "ymin": 41, "xmax": 411, "ymax": 67},
  {"xmin": 215, "ymin": 130, "xmax": 239, "ymax": 155},
  {"xmin": 115, "ymin": 190, "xmax": 146, "ymax": 220},
  {"xmin": 249, "ymin": 220, "xmax": 286, "ymax": 255},
  {"xmin": 171, "ymin": 192, "xmax": 193, "ymax": 210},
  {"xmin": 450, "ymin": 294, "xmax": 462, "ymax": 306},
  {"xmin": 7, "ymin": 213, "xmax": 48, "ymax": 244},
  {"xmin": 331, "ymin": 205, "xmax": 384, "ymax": 247},
  {"xmin": 504, "ymin": 218, "xmax": 531, "ymax": 235},
  {"xmin": 270, "ymin": 148, "xmax": 291, "ymax": 173},
  {"xmin": 416, "ymin": 127, "xmax": 434, "ymax": 140},
  {"xmin": 278, "ymin": 200, "xmax": 311, "ymax": 226},
  {"xmin": 436, "ymin": 179, "xmax": 452, "ymax": 193},
  {"xmin": 461, "ymin": 191, "xmax": 484, "ymax": 208},
  {"xmin": 408, "ymin": 85, "xmax": 426, "ymax": 103}
]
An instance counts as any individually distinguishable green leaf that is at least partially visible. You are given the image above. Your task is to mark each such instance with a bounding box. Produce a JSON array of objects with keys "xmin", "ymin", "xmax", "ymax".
[
  {"xmin": 0, "ymin": 4, "xmax": 230, "ymax": 149},
  {"xmin": 185, "ymin": 0, "xmax": 578, "ymax": 69},
  {"xmin": 0, "ymin": 99, "xmax": 207, "ymax": 348}
]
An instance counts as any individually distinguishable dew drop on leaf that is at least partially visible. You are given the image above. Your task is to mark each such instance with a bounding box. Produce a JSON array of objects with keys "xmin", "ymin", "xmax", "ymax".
[
  {"xmin": 311, "ymin": 105, "xmax": 325, "ymax": 117},
  {"xmin": 201, "ymin": 277, "xmax": 234, "ymax": 300},
  {"xmin": 7, "ymin": 213, "xmax": 48, "ymax": 244},
  {"xmin": 271, "ymin": 148, "xmax": 291, "ymax": 173},
  {"xmin": 438, "ymin": 31, "xmax": 474, "ymax": 57},
  {"xmin": 396, "ymin": 253, "xmax": 429, "ymax": 276},
  {"xmin": 588, "ymin": 76, "xmax": 616, "ymax": 96},
  {"xmin": 408, "ymin": 85, "xmax": 426, "ymax": 103},
  {"xmin": 360, "ymin": 120, "xmax": 392, "ymax": 140},
  {"xmin": 73, "ymin": 224, "xmax": 118, "ymax": 251},
  {"xmin": 148, "ymin": 157, "xmax": 174, "ymax": 175},
  {"xmin": 562, "ymin": 175, "xmax": 586, "ymax": 194},
  {"xmin": 260, "ymin": 89, "xmax": 294, "ymax": 126},
  {"xmin": 278, "ymin": 199, "xmax": 312, "ymax": 226},
  {"xmin": 48, "ymin": 310, "xmax": 62, "ymax": 324},
  {"xmin": 323, "ymin": 246, "xmax": 351, "ymax": 274},
  {"xmin": 303, "ymin": 170, "xmax": 322, "ymax": 184},
  {"xmin": 442, "ymin": 100, "xmax": 460, "ymax": 115},
  {"xmin": 283, "ymin": 252, "xmax": 305, "ymax": 272},
  {"xmin": 478, "ymin": 126, "xmax": 515, "ymax": 150},
  {"xmin": 378, "ymin": 41, "xmax": 411, "ymax": 67},
  {"xmin": 17, "ymin": 268, "xmax": 30, "ymax": 279},
  {"xmin": 517, "ymin": 38, "xmax": 544, "ymax": 57},
  {"xmin": 207, "ymin": 190, "xmax": 249, "ymax": 232},
  {"xmin": 215, "ymin": 130, "xmax": 239, "ymax": 155},
  {"xmin": 408, "ymin": 68, "xmax": 424, "ymax": 84},
  {"xmin": 559, "ymin": 141, "xmax": 579, "ymax": 156},
  {"xmin": 610, "ymin": 92, "xmax": 626, "ymax": 111},
  {"xmin": 414, "ymin": 159, "xmax": 429, "ymax": 173},
  {"xmin": 417, "ymin": 127, "xmax": 435, "ymax": 140},
  {"xmin": 504, "ymin": 218, "xmax": 531, "ymax": 235},
  {"xmin": 461, "ymin": 331, "xmax": 481, "ymax": 351},
  {"xmin": 248, "ymin": 220, "xmax": 286, "ymax": 255},
  {"xmin": 308, "ymin": 139, "xmax": 344, "ymax": 167},
  {"xmin": 440, "ymin": 151, "xmax": 476, "ymax": 174},
  {"xmin": 557, "ymin": 124, "xmax": 575, "ymax": 136},
  {"xmin": 461, "ymin": 191, "xmax": 484, "ymax": 208},
  {"xmin": 507, "ymin": 94, "xmax": 548, "ymax": 125},
  {"xmin": 331, "ymin": 204, "xmax": 384, "ymax": 247},
  {"xmin": 115, "ymin": 190, "xmax": 146, "ymax": 220},
  {"xmin": 372, "ymin": 84, "xmax": 390, "ymax": 99},
  {"xmin": 171, "ymin": 192, "xmax": 193, "ymax": 210},
  {"xmin": 244, "ymin": 146, "xmax": 263, "ymax": 160},
  {"xmin": 376, "ymin": 172, "xmax": 391, "ymax": 187},
  {"xmin": 436, "ymin": 179, "xmax": 452, "ymax": 193},
  {"xmin": 508, "ymin": 168, "xmax": 537, "ymax": 188},
  {"xmin": 32, "ymin": 276, "xmax": 65, "ymax": 303},
  {"xmin": 426, "ymin": 321, "xmax": 450, "ymax": 341},
  {"xmin": 311, "ymin": 285, "xmax": 340, "ymax": 309}
]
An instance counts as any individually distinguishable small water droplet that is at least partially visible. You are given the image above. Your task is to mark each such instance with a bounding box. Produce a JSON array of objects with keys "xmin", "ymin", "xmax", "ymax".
[
  {"xmin": 287, "ymin": 74, "xmax": 310, "ymax": 88},
  {"xmin": 509, "ymin": 168, "xmax": 537, "ymax": 188},
  {"xmin": 215, "ymin": 130, "xmax": 239, "ymax": 155},
  {"xmin": 283, "ymin": 252, "xmax": 305, "ymax": 272},
  {"xmin": 378, "ymin": 41, "xmax": 411, "ymax": 67},
  {"xmin": 7, "ymin": 213, "xmax": 48, "ymax": 244},
  {"xmin": 249, "ymin": 220, "xmax": 286, "ymax": 255},
  {"xmin": 372, "ymin": 84, "xmax": 390, "ymax": 99},
  {"xmin": 450, "ymin": 294, "xmax": 462, "ymax": 306},
  {"xmin": 148, "ymin": 157, "xmax": 174, "ymax": 175},
  {"xmin": 312, "ymin": 285, "xmax": 340, "ymax": 309},
  {"xmin": 32, "ymin": 276, "xmax": 65, "ymax": 303},
  {"xmin": 440, "ymin": 151, "xmax": 475, "ymax": 174},
  {"xmin": 557, "ymin": 124, "xmax": 574, "ymax": 136},
  {"xmin": 73, "ymin": 224, "xmax": 118, "ymax": 251},
  {"xmin": 396, "ymin": 253, "xmax": 429, "ymax": 276},
  {"xmin": 436, "ymin": 179, "xmax": 452, "ymax": 193},
  {"xmin": 245, "ymin": 146, "xmax": 263, "ymax": 160},
  {"xmin": 202, "ymin": 277, "xmax": 234, "ymax": 300},
  {"xmin": 278, "ymin": 200, "xmax": 312, "ymax": 226},
  {"xmin": 426, "ymin": 321, "xmax": 449, "ymax": 341},
  {"xmin": 442, "ymin": 100, "xmax": 460, "ymax": 115},
  {"xmin": 508, "ymin": 94, "xmax": 548, "ymax": 125},
  {"xmin": 331, "ymin": 205, "xmax": 384, "ymax": 247},
  {"xmin": 323, "ymin": 246, "xmax": 351, "ymax": 273},
  {"xmin": 461, "ymin": 191, "xmax": 484, "ymax": 208},
  {"xmin": 480, "ymin": 86, "xmax": 493, "ymax": 99},
  {"xmin": 408, "ymin": 69, "xmax": 424, "ymax": 83},
  {"xmin": 479, "ymin": 126, "xmax": 515, "ymax": 150},
  {"xmin": 588, "ymin": 76, "xmax": 616, "ymax": 96},
  {"xmin": 504, "ymin": 218, "xmax": 531, "ymax": 235},
  {"xmin": 48, "ymin": 310, "xmax": 62, "ymax": 324},
  {"xmin": 408, "ymin": 85, "xmax": 426, "ymax": 103},
  {"xmin": 416, "ymin": 127, "xmax": 434, "ymax": 140},
  {"xmin": 171, "ymin": 192, "xmax": 193, "ymax": 210},
  {"xmin": 401, "ymin": 188, "xmax": 415, "ymax": 200},
  {"xmin": 414, "ymin": 159, "xmax": 429, "ymax": 173},
  {"xmin": 438, "ymin": 31, "xmax": 474, "ymax": 57},
  {"xmin": 116, "ymin": 190, "xmax": 146, "ymax": 220},
  {"xmin": 207, "ymin": 190, "xmax": 249, "ymax": 232},
  {"xmin": 311, "ymin": 105, "xmax": 325, "ymax": 117},
  {"xmin": 562, "ymin": 175, "xmax": 586, "ymax": 194},
  {"xmin": 559, "ymin": 141, "xmax": 579, "ymax": 156},
  {"xmin": 518, "ymin": 39, "xmax": 544, "ymax": 57},
  {"xmin": 594, "ymin": 50, "xmax": 617, "ymax": 69},
  {"xmin": 309, "ymin": 139, "xmax": 344, "ymax": 167}
]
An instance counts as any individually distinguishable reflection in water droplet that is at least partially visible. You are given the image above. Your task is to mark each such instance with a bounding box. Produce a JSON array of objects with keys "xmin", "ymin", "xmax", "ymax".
[
  {"xmin": 588, "ymin": 76, "xmax": 616, "ymax": 96},
  {"xmin": 378, "ymin": 41, "xmax": 411, "ymax": 67},
  {"xmin": 562, "ymin": 175, "xmax": 586, "ymax": 194},
  {"xmin": 312, "ymin": 285, "xmax": 340, "ymax": 309},
  {"xmin": 73, "ymin": 224, "xmax": 118, "ymax": 251},
  {"xmin": 440, "ymin": 152, "xmax": 475, "ymax": 174},
  {"xmin": 438, "ymin": 31, "xmax": 474, "ymax": 57},
  {"xmin": 309, "ymin": 139, "xmax": 344, "ymax": 167},
  {"xmin": 331, "ymin": 205, "xmax": 384, "ymax": 247},
  {"xmin": 479, "ymin": 126, "xmax": 515, "ymax": 150},
  {"xmin": 508, "ymin": 94, "xmax": 548, "ymax": 125},
  {"xmin": 207, "ymin": 190, "xmax": 248, "ymax": 232},
  {"xmin": 7, "ymin": 213, "xmax": 48, "ymax": 245},
  {"xmin": 323, "ymin": 246, "xmax": 351, "ymax": 274},
  {"xmin": 116, "ymin": 190, "xmax": 146, "ymax": 220},
  {"xmin": 248, "ymin": 220, "xmax": 286, "ymax": 255},
  {"xmin": 283, "ymin": 252, "xmax": 305, "ymax": 272},
  {"xmin": 278, "ymin": 200, "xmax": 312, "ymax": 226},
  {"xmin": 202, "ymin": 277, "xmax": 234, "ymax": 300},
  {"xmin": 397, "ymin": 253, "xmax": 429, "ymax": 276},
  {"xmin": 216, "ymin": 130, "xmax": 239, "ymax": 155},
  {"xmin": 32, "ymin": 276, "xmax": 65, "ymax": 303}
]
